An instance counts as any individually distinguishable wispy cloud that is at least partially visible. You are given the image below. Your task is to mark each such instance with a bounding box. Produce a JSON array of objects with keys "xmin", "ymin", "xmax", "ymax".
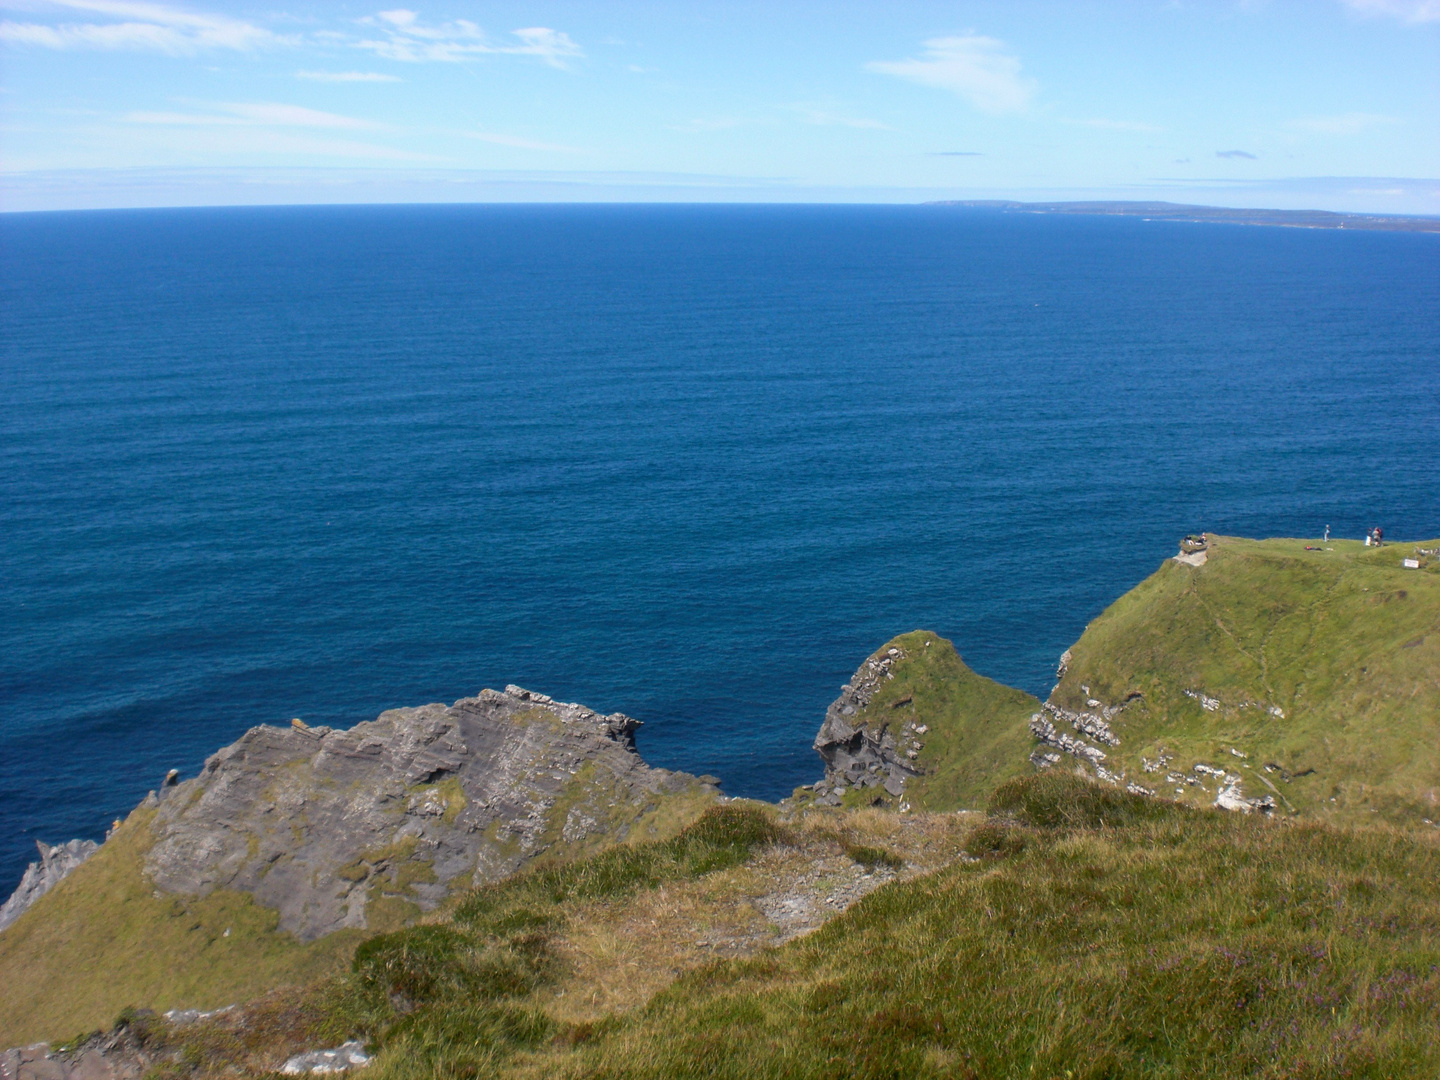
[
  {"xmin": 356, "ymin": 9, "xmax": 581, "ymax": 67},
  {"xmin": 0, "ymin": 0, "xmax": 274, "ymax": 53},
  {"xmin": 930, "ymin": 151, "xmax": 983, "ymax": 157},
  {"xmin": 866, "ymin": 35, "xmax": 1035, "ymax": 115},
  {"xmin": 1340, "ymin": 0, "xmax": 1440, "ymax": 23},
  {"xmin": 1216, "ymin": 149, "xmax": 1258, "ymax": 159},
  {"xmin": 297, "ymin": 70, "xmax": 400, "ymax": 83},
  {"xmin": 126, "ymin": 102, "xmax": 381, "ymax": 129},
  {"xmin": 1289, "ymin": 111, "xmax": 1401, "ymax": 134},
  {"xmin": 1062, "ymin": 117, "xmax": 1164, "ymax": 133},
  {"xmin": 469, "ymin": 131, "xmax": 577, "ymax": 152},
  {"xmin": 789, "ymin": 105, "xmax": 888, "ymax": 130}
]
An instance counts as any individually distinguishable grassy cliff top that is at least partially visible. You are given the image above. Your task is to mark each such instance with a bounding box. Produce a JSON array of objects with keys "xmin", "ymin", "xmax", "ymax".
[
  {"xmin": 1051, "ymin": 534, "xmax": 1440, "ymax": 824},
  {"xmin": 0, "ymin": 768, "xmax": 717, "ymax": 1048},
  {"xmin": 805, "ymin": 630, "xmax": 1040, "ymax": 813}
]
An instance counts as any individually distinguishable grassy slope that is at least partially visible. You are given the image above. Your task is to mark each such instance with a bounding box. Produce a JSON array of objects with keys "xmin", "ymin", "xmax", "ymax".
[
  {"xmin": 0, "ymin": 807, "xmax": 361, "ymax": 1048},
  {"xmin": 1053, "ymin": 536, "xmax": 1440, "ymax": 824},
  {"xmin": 826, "ymin": 631, "xmax": 1040, "ymax": 812},
  {"xmin": 0, "ymin": 777, "xmax": 717, "ymax": 1048},
  {"xmin": 517, "ymin": 777, "xmax": 1440, "ymax": 1080}
]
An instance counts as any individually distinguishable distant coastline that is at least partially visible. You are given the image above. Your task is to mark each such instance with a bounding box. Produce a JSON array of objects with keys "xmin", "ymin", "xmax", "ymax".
[{"xmin": 927, "ymin": 199, "xmax": 1440, "ymax": 233}]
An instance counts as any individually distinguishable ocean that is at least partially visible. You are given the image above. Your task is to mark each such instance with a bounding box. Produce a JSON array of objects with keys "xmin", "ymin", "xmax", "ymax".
[{"xmin": 2, "ymin": 203, "xmax": 1437, "ymax": 894}]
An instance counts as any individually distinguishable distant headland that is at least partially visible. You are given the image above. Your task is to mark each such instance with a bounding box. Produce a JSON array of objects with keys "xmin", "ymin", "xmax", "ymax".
[{"xmin": 926, "ymin": 199, "xmax": 1440, "ymax": 233}]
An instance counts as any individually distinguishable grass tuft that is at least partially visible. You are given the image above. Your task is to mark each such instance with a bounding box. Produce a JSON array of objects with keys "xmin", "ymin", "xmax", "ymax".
[{"xmin": 989, "ymin": 771, "xmax": 1187, "ymax": 829}]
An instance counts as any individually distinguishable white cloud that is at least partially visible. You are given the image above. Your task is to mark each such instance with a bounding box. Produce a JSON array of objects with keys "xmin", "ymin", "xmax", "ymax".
[
  {"xmin": 297, "ymin": 70, "xmax": 400, "ymax": 83},
  {"xmin": 126, "ymin": 102, "xmax": 380, "ymax": 129},
  {"xmin": 1340, "ymin": 0, "xmax": 1440, "ymax": 22},
  {"xmin": 356, "ymin": 10, "xmax": 582, "ymax": 67},
  {"xmin": 1290, "ymin": 111, "xmax": 1401, "ymax": 134},
  {"xmin": 866, "ymin": 35, "xmax": 1036, "ymax": 114},
  {"xmin": 0, "ymin": 0, "xmax": 273, "ymax": 53}
]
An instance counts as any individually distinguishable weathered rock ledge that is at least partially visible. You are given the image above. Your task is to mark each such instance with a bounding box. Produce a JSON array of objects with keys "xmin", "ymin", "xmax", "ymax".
[
  {"xmin": 811, "ymin": 645, "xmax": 923, "ymax": 805},
  {"xmin": 0, "ymin": 840, "xmax": 99, "ymax": 934},
  {"xmin": 138, "ymin": 685, "xmax": 716, "ymax": 941},
  {"xmin": 1, "ymin": 685, "xmax": 718, "ymax": 948}
]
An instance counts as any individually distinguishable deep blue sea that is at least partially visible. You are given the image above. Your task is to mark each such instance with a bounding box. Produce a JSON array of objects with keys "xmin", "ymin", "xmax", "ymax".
[{"xmin": 2, "ymin": 204, "xmax": 1437, "ymax": 895}]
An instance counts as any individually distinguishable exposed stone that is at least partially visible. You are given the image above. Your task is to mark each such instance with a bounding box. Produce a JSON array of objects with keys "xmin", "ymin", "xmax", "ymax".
[
  {"xmin": 280, "ymin": 1042, "xmax": 371, "ymax": 1074},
  {"xmin": 0, "ymin": 839, "xmax": 100, "ymax": 933},
  {"xmin": 1215, "ymin": 781, "xmax": 1276, "ymax": 814},
  {"xmin": 1028, "ymin": 714, "xmax": 1106, "ymax": 766},
  {"xmin": 812, "ymin": 646, "xmax": 922, "ymax": 801},
  {"xmin": 142, "ymin": 686, "xmax": 717, "ymax": 941},
  {"xmin": 0, "ymin": 1023, "xmax": 155, "ymax": 1080},
  {"xmin": 1040, "ymin": 702, "xmax": 1120, "ymax": 747}
]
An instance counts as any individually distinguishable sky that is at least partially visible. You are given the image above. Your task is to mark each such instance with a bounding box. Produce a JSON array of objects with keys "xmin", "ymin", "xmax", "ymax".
[{"xmin": 1, "ymin": 0, "xmax": 1437, "ymax": 211}]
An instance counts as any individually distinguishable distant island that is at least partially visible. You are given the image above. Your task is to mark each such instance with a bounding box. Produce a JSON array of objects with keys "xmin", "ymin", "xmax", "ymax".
[{"xmin": 927, "ymin": 199, "xmax": 1440, "ymax": 233}]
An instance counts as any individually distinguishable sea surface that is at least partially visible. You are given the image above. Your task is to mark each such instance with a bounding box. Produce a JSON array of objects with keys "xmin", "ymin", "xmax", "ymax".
[{"xmin": 2, "ymin": 204, "xmax": 1437, "ymax": 894}]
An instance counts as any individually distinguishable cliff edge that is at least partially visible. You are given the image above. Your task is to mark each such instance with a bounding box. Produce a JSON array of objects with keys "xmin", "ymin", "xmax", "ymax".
[{"xmin": 0, "ymin": 685, "xmax": 717, "ymax": 1045}]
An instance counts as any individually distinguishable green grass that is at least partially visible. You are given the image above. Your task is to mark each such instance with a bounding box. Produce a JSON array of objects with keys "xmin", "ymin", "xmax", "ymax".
[
  {"xmin": 525, "ymin": 776, "xmax": 1440, "ymax": 1080},
  {"xmin": 1051, "ymin": 535, "xmax": 1440, "ymax": 825},
  {"xmin": 313, "ymin": 804, "xmax": 792, "ymax": 1080},
  {"xmin": 0, "ymin": 808, "xmax": 361, "ymax": 1048},
  {"xmin": 817, "ymin": 630, "xmax": 1040, "ymax": 812},
  {"xmin": 0, "ymin": 745, "xmax": 720, "ymax": 1048}
]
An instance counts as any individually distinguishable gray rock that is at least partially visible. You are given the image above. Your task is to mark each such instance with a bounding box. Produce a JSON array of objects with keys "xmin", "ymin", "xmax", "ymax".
[
  {"xmin": 141, "ymin": 686, "xmax": 715, "ymax": 941},
  {"xmin": 0, "ymin": 839, "xmax": 100, "ymax": 933},
  {"xmin": 280, "ymin": 1042, "xmax": 371, "ymax": 1074},
  {"xmin": 812, "ymin": 646, "xmax": 922, "ymax": 801},
  {"xmin": 0, "ymin": 1024, "xmax": 155, "ymax": 1080}
]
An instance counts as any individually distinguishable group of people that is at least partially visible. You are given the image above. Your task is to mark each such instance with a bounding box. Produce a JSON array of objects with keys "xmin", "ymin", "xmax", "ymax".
[{"xmin": 1366, "ymin": 526, "xmax": 1384, "ymax": 547}]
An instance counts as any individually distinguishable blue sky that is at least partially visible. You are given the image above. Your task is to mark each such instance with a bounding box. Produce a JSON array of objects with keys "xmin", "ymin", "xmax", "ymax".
[{"xmin": 2, "ymin": 0, "xmax": 1437, "ymax": 211}]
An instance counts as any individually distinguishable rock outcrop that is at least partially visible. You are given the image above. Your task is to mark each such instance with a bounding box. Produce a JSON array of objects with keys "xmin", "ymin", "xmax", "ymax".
[
  {"xmin": 811, "ymin": 645, "xmax": 924, "ymax": 805},
  {"xmin": 143, "ymin": 685, "xmax": 717, "ymax": 941},
  {"xmin": 1, "ymin": 1024, "xmax": 154, "ymax": 1080},
  {"xmin": 0, "ymin": 840, "xmax": 99, "ymax": 933}
]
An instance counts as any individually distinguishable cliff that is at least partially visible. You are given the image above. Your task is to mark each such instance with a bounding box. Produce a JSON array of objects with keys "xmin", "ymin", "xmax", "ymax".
[
  {"xmin": 5, "ymin": 532, "xmax": 1440, "ymax": 1069},
  {"xmin": 805, "ymin": 630, "xmax": 1039, "ymax": 812},
  {"xmin": 0, "ymin": 685, "xmax": 717, "ymax": 1044},
  {"xmin": 1029, "ymin": 535, "xmax": 1440, "ymax": 824}
]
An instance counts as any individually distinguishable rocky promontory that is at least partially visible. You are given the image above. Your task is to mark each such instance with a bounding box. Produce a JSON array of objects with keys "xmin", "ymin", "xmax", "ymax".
[
  {"xmin": 0, "ymin": 685, "xmax": 719, "ymax": 1046},
  {"xmin": 141, "ymin": 685, "xmax": 717, "ymax": 941}
]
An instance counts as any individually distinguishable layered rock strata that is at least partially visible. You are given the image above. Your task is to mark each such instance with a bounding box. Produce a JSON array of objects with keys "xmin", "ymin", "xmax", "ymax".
[
  {"xmin": 811, "ymin": 646, "xmax": 923, "ymax": 805},
  {"xmin": 143, "ymin": 686, "xmax": 716, "ymax": 941}
]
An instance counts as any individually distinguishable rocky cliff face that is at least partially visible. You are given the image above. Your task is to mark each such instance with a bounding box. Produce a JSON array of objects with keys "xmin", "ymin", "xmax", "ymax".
[
  {"xmin": 142, "ymin": 685, "xmax": 717, "ymax": 941},
  {"xmin": 811, "ymin": 644, "xmax": 923, "ymax": 805},
  {"xmin": 0, "ymin": 841, "xmax": 99, "ymax": 933}
]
